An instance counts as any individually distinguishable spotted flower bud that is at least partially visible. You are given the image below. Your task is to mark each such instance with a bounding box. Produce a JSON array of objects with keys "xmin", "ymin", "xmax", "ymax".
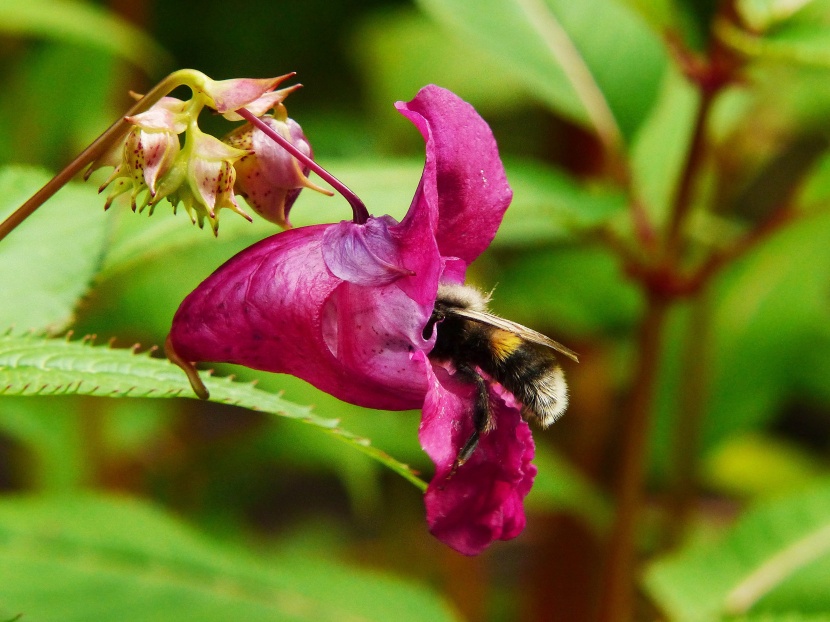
[
  {"xmin": 91, "ymin": 71, "xmax": 317, "ymax": 233},
  {"xmin": 224, "ymin": 104, "xmax": 330, "ymax": 228},
  {"xmin": 98, "ymin": 97, "xmax": 187, "ymax": 211},
  {"xmin": 165, "ymin": 132, "xmax": 252, "ymax": 233}
]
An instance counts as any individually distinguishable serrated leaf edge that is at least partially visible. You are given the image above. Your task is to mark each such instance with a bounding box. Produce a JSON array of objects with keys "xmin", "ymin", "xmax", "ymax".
[{"xmin": 0, "ymin": 333, "xmax": 428, "ymax": 491}]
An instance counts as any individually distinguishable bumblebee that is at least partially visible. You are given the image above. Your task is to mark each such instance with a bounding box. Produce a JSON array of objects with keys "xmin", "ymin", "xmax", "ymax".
[{"xmin": 425, "ymin": 283, "xmax": 578, "ymax": 468}]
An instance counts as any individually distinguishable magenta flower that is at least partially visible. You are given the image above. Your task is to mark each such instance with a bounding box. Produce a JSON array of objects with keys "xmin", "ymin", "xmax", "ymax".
[{"xmin": 167, "ymin": 85, "xmax": 536, "ymax": 555}]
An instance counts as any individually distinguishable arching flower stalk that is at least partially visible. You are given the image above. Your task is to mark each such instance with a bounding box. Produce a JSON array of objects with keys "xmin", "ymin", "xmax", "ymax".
[{"xmin": 166, "ymin": 85, "xmax": 566, "ymax": 555}]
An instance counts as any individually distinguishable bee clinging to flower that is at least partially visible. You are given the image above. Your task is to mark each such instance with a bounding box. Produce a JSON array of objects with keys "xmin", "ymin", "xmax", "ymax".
[{"xmin": 426, "ymin": 283, "xmax": 578, "ymax": 469}]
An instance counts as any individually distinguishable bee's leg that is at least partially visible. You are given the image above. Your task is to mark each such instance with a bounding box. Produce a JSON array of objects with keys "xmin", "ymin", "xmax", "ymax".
[{"xmin": 452, "ymin": 364, "xmax": 493, "ymax": 471}]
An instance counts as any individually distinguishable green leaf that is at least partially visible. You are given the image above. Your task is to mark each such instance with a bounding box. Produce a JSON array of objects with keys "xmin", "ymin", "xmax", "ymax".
[
  {"xmin": 488, "ymin": 245, "xmax": 643, "ymax": 338},
  {"xmin": 0, "ymin": 397, "xmax": 89, "ymax": 491},
  {"xmin": 630, "ymin": 66, "xmax": 699, "ymax": 225},
  {"xmin": 704, "ymin": 211, "xmax": 830, "ymax": 446},
  {"xmin": 416, "ymin": 0, "xmax": 668, "ymax": 141},
  {"xmin": 0, "ymin": 334, "xmax": 427, "ymax": 491},
  {"xmin": 649, "ymin": 211, "xmax": 830, "ymax": 475},
  {"xmin": 702, "ymin": 433, "xmax": 826, "ymax": 500},
  {"xmin": 0, "ymin": 45, "xmax": 119, "ymax": 167},
  {"xmin": 0, "ymin": 166, "xmax": 110, "ymax": 335},
  {"xmin": 0, "ymin": 494, "xmax": 458, "ymax": 622},
  {"xmin": 497, "ymin": 159, "xmax": 628, "ymax": 245},
  {"xmin": 730, "ymin": 615, "xmax": 830, "ymax": 621},
  {"xmin": 795, "ymin": 150, "xmax": 830, "ymax": 209},
  {"xmin": 644, "ymin": 480, "xmax": 830, "ymax": 621},
  {"xmin": 0, "ymin": 0, "xmax": 171, "ymax": 74},
  {"xmin": 675, "ymin": 0, "xmax": 720, "ymax": 49},
  {"xmin": 736, "ymin": 0, "xmax": 817, "ymax": 31},
  {"xmin": 719, "ymin": 1, "xmax": 830, "ymax": 68},
  {"xmin": 349, "ymin": 8, "xmax": 530, "ymax": 131},
  {"xmin": 617, "ymin": 0, "xmax": 677, "ymax": 33}
]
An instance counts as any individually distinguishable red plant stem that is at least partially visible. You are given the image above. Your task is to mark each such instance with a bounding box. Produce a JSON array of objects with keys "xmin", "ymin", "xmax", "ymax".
[
  {"xmin": 665, "ymin": 292, "xmax": 710, "ymax": 546},
  {"xmin": 596, "ymin": 48, "xmax": 726, "ymax": 620},
  {"xmin": 596, "ymin": 294, "xmax": 670, "ymax": 622},
  {"xmin": 236, "ymin": 108, "xmax": 370, "ymax": 225},
  {"xmin": 0, "ymin": 72, "xmax": 188, "ymax": 244},
  {"xmin": 664, "ymin": 87, "xmax": 717, "ymax": 255},
  {"xmin": 0, "ymin": 127, "xmax": 125, "ymax": 243}
]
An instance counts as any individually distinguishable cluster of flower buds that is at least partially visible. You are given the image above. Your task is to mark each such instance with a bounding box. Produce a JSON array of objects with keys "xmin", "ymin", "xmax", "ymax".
[{"xmin": 90, "ymin": 71, "xmax": 329, "ymax": 234}]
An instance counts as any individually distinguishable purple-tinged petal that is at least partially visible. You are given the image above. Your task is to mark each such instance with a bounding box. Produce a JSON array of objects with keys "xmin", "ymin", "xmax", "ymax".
[
  {"xmin": 169, "ymin": 224, "xmax": 432, "ymax": 410},
  {"xmin": 187, "ymin": 132, "xmax": 250, "ymax": 219},
  {"xmin": 222, "ymin": 84, "xmax": 303, "ymax": 121},
  {"xmin": 322, "ymin": 216, "xmax": 414, "ymax": 286},
  {"xmin": 226, "ymin": 114, "xmax": 329, "ymax": 228},
  {"xmin": 138, "ymin": 131, "xmax": 181, "ymax": 194},
  {"xmin": 202, "ymin": 74, "xmax": 293, "ymax": 114},
  {"xmin": 419, "ymin": 362, "xmax": 536, "ymax": 556},
  {"xmin": 395, "ymin": 85, "xmax": 512, "ymax": 267},
  {"xmin": 126, "ymin": 97, "xmax": 188, "ymax": 134}
]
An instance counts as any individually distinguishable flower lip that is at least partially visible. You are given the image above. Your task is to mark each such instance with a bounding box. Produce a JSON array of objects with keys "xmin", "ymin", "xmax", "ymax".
[{"xmin": 419, "ymin": 363, "xmax": 536, "ymax": 556}]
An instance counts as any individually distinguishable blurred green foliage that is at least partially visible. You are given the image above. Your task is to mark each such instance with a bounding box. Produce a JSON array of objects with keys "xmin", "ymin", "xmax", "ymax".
[{"xmin": 2, "ymin": 0, "xmax": 830, "ymax": 620}]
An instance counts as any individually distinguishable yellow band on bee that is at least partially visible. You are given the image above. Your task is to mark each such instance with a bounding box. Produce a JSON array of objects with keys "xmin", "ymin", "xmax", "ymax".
[{"xmin": 492, "ymin": 330, "xmax": 523, "ymax": 361}]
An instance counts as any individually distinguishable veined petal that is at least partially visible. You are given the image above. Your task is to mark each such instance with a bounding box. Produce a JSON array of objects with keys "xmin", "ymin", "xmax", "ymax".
[
  {"xmin": 252, "ymin": 116, "xmax": 311, "ymax": 187},
  {"xmin": 203, "ymin": 74, "xmax": 294, "ymax": 113},
  {"xmin": 395, "ymin": 85, "xmax": 512, "ymax": 267},
  {"xmin": 227, "ymin": 114, "xmax": 327, "ymax": 227},
  {"xmin": 126, "ymin": 97, "xmax": 188, "ymax": 133},
  {"xmin": 222, "ymin": 84, "xmax": 303, "ymax": 121},
  {"xmin": 419, "ymin": 363, "xmax": 536, "ymax": 556},
  {"xmin": 169, "ymin": 224, "xmax": 432, "ymax": 410},
  {"xmin": 192, "ymin": 131, "xmax": 250, "ymax": 162},
  {"xmin": 187, "ymin": 132, "xmax": 250, "ymax": 218},
  {"xmin": 322, "ymin": 216, "xmax": 414, "ymax": 286},
  {"xmin": 140, "ymin": 131, "xmax": 181, "ymax": 193}
]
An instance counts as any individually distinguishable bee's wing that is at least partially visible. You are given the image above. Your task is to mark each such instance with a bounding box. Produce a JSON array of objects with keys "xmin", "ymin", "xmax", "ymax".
[{"xmin": 452, "ymin": 309, "xmax": 579, "ymax": 362}]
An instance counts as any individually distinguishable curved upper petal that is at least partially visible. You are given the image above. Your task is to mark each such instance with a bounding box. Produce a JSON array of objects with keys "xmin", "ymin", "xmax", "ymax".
[
  {"xmin": 394, "ymin": 85, "xmax": 513, "ymax": 268},
  {"xmin": 419, "ymin": 360, "xmax": 537, "ymax": 556},
  {"xmin": 169, "ymin": 224, "xmax": 431, "ymax": 410}
]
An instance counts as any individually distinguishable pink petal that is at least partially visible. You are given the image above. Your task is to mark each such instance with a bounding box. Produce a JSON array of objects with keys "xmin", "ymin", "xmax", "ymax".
[
  {"xmin": 126, "ymin": 100, "xmax": 188, "ymax": 134},
  {"xmin": 395, "ymin": 85, "xmax": 512, "ymax": 267},
  {"xmin": 169, "ymin": 224, "xmax": 431, "ymax": 410},
  {"xmin": 322, "ymin": 216, "xmax": 414, "ymax": 286},
  {"xmin": 251, "ymin": 117, "xmax": 311, "ymax": 186},
  {"xmin": 222, "ymin": 84, "xmax": 303, "ymax": 121},
  {"xmin": 419, "ymin": 362, "xmax": 536, "ymax": 556},
  {"xmin": 205, "ymin": 75, "xmax": 292, "ymax": 113},
  {"xmin": 140, "ymin": 131, "xmax": 180, "ymax": 193}
]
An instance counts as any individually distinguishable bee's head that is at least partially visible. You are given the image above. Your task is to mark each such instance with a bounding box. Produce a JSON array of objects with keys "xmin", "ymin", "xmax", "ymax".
[{"xmin": 435, "ymin": 282, "xmax": 490, "ymax": 312}]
